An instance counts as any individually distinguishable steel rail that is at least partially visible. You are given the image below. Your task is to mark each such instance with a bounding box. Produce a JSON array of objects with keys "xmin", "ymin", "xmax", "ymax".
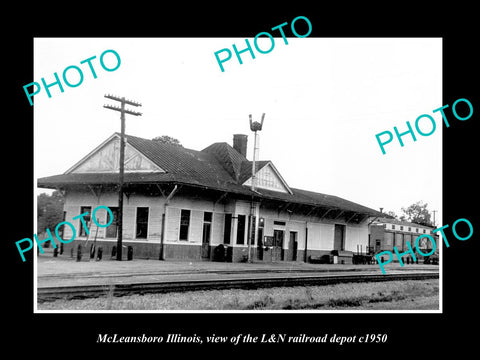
[{"xmin": 37, "ymin": 271, "xmax": 438, "ymax": 303}]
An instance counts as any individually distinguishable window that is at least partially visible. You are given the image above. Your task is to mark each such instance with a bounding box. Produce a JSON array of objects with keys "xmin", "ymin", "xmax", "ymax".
[
  {"xmin": 392, "ymin": 225, "xmax": 395, "ymax": 230},
  {"xmin": 237, "ymin": 215, "xmax": 246, "ymax": 245},
  {"xmin": 79, "ymin": 206, "xmax": 91, "ymax": 236},
  {"xmin": 423, "ymin": 229, "xmax": 426, "ymax": 234},
  {"xmin": 273, "ymin": 229, "xmax": 284, "ymax": 248},
  {"xmin": 248, "ymin": 216, "xmax": 256, "ymax": 245},
  {"xmin": 223, "ymin": 213, "xmax": 232, "ymax": 244},
  {"xmin": 274, "ymin": 221, "xmax": 286, "ymax": 226},
  {"xmin": 400, "ymin": 226, "xmax": 404, "ymax": 231},
  {"xmin": 136, "ymin": 207, "xmax": 149, "ymax": 239},
  {"xmin": 106, "ymin": 207, "xmax": 119, "ymax": 238},
  {"xmin": 204, "ymin": 212, "xmax": 212, "ymax": 223},
  {"xmin": 179, "ymin": 209, "xmax": 191, "ymax": 241},
  {"xmin": 416, "ymin": 228, "xmax": 419, "ymax": 233},
  {"xmin": 408, "ymin": 227, "xmax": 411, "ymax": 231}
]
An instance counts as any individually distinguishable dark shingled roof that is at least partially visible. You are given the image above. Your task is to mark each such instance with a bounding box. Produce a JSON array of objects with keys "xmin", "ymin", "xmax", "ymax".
[
  {"xmin": 202, "ymin": 142, "xmax": 247, "ymax": 182},
  {"xmin": 38, "ymin": 133, "xmax": 383, "ymax": 217},
  {"xmin": 126, "ymin": 134, "xmax": 237, "ymax": 188}
]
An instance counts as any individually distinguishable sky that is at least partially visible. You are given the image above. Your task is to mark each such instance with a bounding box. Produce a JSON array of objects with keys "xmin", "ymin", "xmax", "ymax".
[{"xmin": 34, "ymin": 37, "xmax": 442, "ymax": 225}]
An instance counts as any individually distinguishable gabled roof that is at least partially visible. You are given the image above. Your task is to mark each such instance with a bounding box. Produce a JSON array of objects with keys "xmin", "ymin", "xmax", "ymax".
[
  {"xmin": 38, "ymin": 132, "xmax": 384, "ymax": 217},
  {"xmin": 202, "ymin": 142, "xmax": 247, "ymax": 182},
  {"xmin": 66, "ymin": 133, "xmax": 165, "ymax": 174},
  {"xmin": 238, "ymin": 160, "xmax": 270, "ymax": 184},
  {"xmin": 125, "ymin": 134, "xmax": 236, "ymax": 187},
  {"xmin": 371, "ymin": 217, "xmax": 434, "ymax": 229},
  {"xmin": 241, "ymin": 161, "xmax": 293, "ymax": 195}
]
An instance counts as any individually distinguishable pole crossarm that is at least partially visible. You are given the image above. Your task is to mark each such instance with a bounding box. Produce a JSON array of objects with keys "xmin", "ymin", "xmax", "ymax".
[
  {"xmin": 103, "ymin": 104, "xmax": 142, "ymax": 116},
  {"xmin": 105, "ymin": 94, "xmax": 142, "ymax": 107}
]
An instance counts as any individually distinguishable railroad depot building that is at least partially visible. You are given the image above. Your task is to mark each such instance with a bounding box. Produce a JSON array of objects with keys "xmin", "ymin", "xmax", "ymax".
[
  {"xmin": 369, "ymin": 217, "xmax": 439, "ymax": 261},
  {"xmin": 38, "ymin": 132, "xmax": 384, "ymax": 263}
]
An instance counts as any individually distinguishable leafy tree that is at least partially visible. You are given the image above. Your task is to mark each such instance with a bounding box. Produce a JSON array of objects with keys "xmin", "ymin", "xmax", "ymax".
[
  {"xmin": 37, "ymin": 190, "xmax": 65, "ymax": 234},
  {"xmin": 385, "ymin": 210, "xmax": 398, "ymax": 219},
  {"xmin": 401, "ymin": 201, "xmax": 433, "ymax": 226},
  {"xmin": 151, "ymin": 135, "xmax": 182, "ymax": 146}
]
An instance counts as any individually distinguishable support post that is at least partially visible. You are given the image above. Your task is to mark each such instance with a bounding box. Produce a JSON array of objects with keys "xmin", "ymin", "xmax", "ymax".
[
  {"xmin": 248, "ymin": 113, "xmax": 265, "ymax": 263},
  {"xmin": 160, "ymin": 185, "xmax": 179, "ymax": 260}
]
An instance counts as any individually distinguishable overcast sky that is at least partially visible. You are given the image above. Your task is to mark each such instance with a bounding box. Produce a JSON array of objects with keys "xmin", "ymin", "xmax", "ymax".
[{"xmin": 34, "ymin": 37, "xmax": 442, "ymax": 224}]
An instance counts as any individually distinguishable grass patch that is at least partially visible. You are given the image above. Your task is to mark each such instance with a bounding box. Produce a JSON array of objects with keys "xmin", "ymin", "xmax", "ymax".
[
  {"xmin": 244, "ymin": 295, "xmax": 275, "ymax": 310},
  {"xmin": 38, "ymin": 279, "xmax": 439, "ymax": 311},
  {"xmin": 281, "ymin": 290, "xmax": 408, "ymax": 310},
  {"xmin": 326, "ymin": 297, "xmax": 364, "ymax": 307}
]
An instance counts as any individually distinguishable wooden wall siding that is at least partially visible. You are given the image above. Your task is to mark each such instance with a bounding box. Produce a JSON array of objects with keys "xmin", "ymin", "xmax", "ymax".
[
  {"xmin": 62, "ymin": 204, "xmax": 80, "ymax": 241},
  {"xmin": 148, "ymin": 206, "xmax": 162, "ymax": 240},
  {"xmin": 212, "ymin": 212, "xmax": 225, "ymax": 246},
  {"xmin": 62, "ymin": 204, "xmax": 113, "ymax": 241},
  {"xmin": 307, "ymin": 223, "xmax": 335, "ymax": 250},
  {"xmin": 61, "ymin": 189, "xmax": 371, "ymax": 259},
  {"xmin": 170, "ymin": 197, "xmax": 225, "ymax": 213},
  {"xmin": 165, "ymin": 207, "xmax": 180, "ymax": 242},
  {"xmin": 345, "ymin": 226, "xmax": 368, "ymax": 252},
  {"xmin": 243, "ymin": 163, "xmax": 290, "ymax": 193},
  {"xmin": 189, "ymin": 210, "xmax": 203, "ymax": 243},
  {"xmin": 122, "ymin": 206, "xmax": 136, "ymax": 240}
]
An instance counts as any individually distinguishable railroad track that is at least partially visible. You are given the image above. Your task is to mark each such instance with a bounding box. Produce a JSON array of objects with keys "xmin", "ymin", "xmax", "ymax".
[{"xmin": 37, "ymin": 271, "xmax": 438, "ymax": 302}]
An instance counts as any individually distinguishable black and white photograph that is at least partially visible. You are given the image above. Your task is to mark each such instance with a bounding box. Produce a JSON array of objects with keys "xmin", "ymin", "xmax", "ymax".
[
  {"xmin": 7, "ymin": 5, "xmax": 478, "ymax": 355},
  {"xmin": 33, "ymin": 37, "xmax": 442, "ymax": 312}
]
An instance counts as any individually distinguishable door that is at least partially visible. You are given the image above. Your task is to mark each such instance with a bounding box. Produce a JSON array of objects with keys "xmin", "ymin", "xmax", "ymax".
[
  {"xmin": 257, "ymin": 227, "xmax": 264, "ymax": 260},
  {"xmin": 273, "ymin": 229, "xmax": 284, "ymax": 261},
  {"xmin": 384, "ymin": 232, "xmax": 394, "ymax": 251},
  {"xmin": 404, "ymin": 234, "xmax": 412, "ymax": 252},
  {"xmin": 202, "ymin": 223, "xmax": 211, "ymax": 258},
  {"xmin": 288, "ymin": 231, "xmax": 298, "ymax": 261},
  {"xmin": 334, "ymin": 224, "xmax": 345, "ymax": 251},
  {"xmin": 135, "ymin": 207, "xmax": 149, "ymax": 239},
  {"xmin": 202, "ymin": 212, "xmax": 212, "ymax": 259},
  {"xmin": 395, "ymin": 233, "xmax": 403, "ymax": 250}
]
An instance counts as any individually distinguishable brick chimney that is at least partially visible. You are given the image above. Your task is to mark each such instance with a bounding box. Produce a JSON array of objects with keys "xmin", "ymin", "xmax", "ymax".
[{"xmin": 233, "ymin": 134, "xmax": 248, "ymax": 157}]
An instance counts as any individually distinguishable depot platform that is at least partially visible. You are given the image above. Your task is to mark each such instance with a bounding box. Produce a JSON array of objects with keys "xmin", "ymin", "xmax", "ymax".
[{"xmin": 36, "ymin": 250, "xmax": 440, "ymax": 289}]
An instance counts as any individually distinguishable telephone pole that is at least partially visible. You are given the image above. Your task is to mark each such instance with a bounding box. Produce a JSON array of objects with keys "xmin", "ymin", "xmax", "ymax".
[{"xmin": 103, "ymin": 94, "xmax": 142, "ymax": 260}]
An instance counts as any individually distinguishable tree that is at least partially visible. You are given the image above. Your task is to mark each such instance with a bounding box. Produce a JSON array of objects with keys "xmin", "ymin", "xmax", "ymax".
[
  {"xmin": 401, "ymin": 201, "xmax": 433, "ymax": 226},
  {"xmin": 385, "ymin": 210, "xmax": 398, "ymax": 219},
  {"xmin": 37, "ymin": 190, "xmax": 65, "ymax": 234},
  {"xmin": 151, "ymin": 135, "xmax": 182, "ymax": 146}
]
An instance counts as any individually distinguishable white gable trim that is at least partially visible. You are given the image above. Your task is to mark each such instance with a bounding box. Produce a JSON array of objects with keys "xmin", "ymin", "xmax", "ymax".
[
  {"xmin": 243, "ymin": 161, "xmax": 293, "ymax": 195},
  {"xmin": 65, "ymin": 133, "xmax": 164, "ymax": 174}
]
